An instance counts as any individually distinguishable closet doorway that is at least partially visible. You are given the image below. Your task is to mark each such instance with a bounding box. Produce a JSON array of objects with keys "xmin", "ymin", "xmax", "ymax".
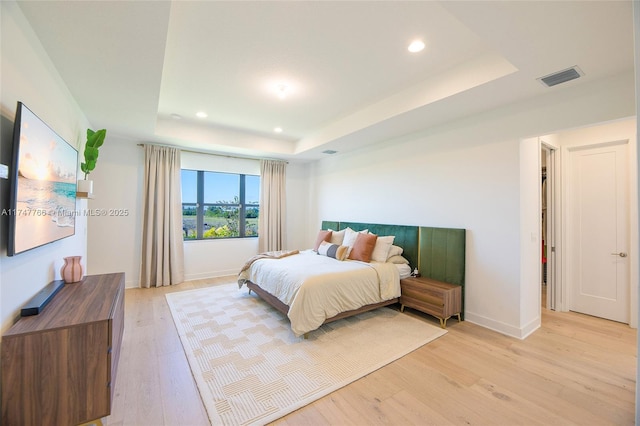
[{"xmin": 541, "ymin": 144, "xmax": 556, "ymax": 310}]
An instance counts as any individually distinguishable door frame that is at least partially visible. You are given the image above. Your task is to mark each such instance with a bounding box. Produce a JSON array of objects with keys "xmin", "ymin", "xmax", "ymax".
[
  {"xmin": 557, "ymin": 126, "xmax": 638, "ymax": 329},
  {"xmin": 541, "ymin": 142, "xmax": 558, "ymax": 311},
  {"xmin": 529, "ymin": 119, "xmax": 637, "ymax": 331},
  {"xmin": 522, "ymin": 119, "xmax": 637, "ymax": 338}
]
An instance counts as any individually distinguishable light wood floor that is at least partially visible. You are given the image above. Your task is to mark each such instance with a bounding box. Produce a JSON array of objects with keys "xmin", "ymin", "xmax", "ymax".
[{"xmin": 105, "ymin": 277, "xmax": 637, "ymax": 426}]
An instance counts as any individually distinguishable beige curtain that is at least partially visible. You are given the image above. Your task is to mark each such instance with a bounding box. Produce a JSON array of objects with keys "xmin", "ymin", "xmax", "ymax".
[
  {"xmin": 258, "ymin": 160, "xmax": 287, "ymax": 252},
  {"xmin": 140, "ymin": 145, "xmax": 185, "ymax": 287}
]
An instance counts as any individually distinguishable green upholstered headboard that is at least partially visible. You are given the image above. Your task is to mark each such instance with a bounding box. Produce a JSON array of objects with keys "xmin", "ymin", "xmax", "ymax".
[
  {"xmin": 419, "ymin": 227, "xmax": 466, "ymax": 286},
  {"xmin": 321, "ymin": 221, "xmax": 466, "ymax": 317},
  {"xmin": 419, "ymin": 227, "xmax": 466, "ymax": 317}
]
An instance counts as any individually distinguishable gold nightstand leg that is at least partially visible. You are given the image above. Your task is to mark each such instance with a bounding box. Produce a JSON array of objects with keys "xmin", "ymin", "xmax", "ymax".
[
  {"xmin": 439, "ymin": 317, "xmax": 446, "ymax": 328},
  {"xmin": 400, "ymin": 304, "xmax": 405, "ymax": 312},
  {"xmin": 457, "ymin": 313, "xmax": 461, "ymax": 322},
  {"xmin": 79, "ymin": 419, "xmax": 103, "ymax": 426}
]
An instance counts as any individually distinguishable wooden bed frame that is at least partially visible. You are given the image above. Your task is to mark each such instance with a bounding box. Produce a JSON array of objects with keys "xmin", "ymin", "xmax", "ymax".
[
  {"xmin": 245, "ymin": 220, "xmax": 466, "ymax": 336},
  {"xmin": 246, "ymin": 281, "xmax": 399, "ymax": 325}
]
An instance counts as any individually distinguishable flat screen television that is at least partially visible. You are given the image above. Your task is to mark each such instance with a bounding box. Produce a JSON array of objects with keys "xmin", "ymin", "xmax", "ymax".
[{"xmin": 7, "ymin": 102, "xmax": 78, "ymax": 256}]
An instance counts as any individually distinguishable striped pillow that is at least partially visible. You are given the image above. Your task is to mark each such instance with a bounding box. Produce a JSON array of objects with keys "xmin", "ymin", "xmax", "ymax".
[{"xmin": 317, "ymin": 241, "xmax": 348, "ymax": 261}]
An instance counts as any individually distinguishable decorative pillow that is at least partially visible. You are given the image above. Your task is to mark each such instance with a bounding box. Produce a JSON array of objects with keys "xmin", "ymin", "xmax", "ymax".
[
  {"xmin": 370, "ymin": 235, "xmax": 395, "ymax": 262},
  {"xmin": 328, "ymin": 228, "xmax": 346, "ymax": 245},
  {"xmin": 348, "ymin": 233, "xmax": 378, "ymax": 262},
  {"xmin": 317, "ymin": 241, "xmax": 348, "ymax": 261},
  {"xmin": 342, "ymin": 227, "xmax": 368, "ymax": 255},
  {"xmin": 313, "ymin": 230, "xmax": 332, "ymax": 251},
  {"xmin": 396, "ymin": 263, "xmax": 412, "ymax": 279},
  {"xmin": 387, "ymin": 255, "xmax": 410, "ymax": 264},
  {"xmin": 387, "ymin": 245, "xmax": 404, "ymax": 259}
]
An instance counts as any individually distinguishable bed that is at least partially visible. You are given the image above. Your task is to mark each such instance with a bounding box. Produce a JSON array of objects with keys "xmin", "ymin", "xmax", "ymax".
[{"xmin": 238, "ymin": 221, "xmax": 466, "ymax": 337}]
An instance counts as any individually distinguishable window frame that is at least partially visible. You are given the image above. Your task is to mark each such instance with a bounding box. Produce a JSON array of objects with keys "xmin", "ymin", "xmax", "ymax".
[{"xmin": 181, "ymin": 169, "xmax": 259, "ymax": 240}]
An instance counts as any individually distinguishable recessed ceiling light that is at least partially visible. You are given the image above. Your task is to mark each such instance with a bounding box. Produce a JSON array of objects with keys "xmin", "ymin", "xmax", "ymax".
[
  {"xmin": 196, "ymin": 111, "xmax": 208, "ymax": 118},
  {"xmin": 408, "ymin": 40, "xmax": 425, "ymax": 53},
  {"xmin": 266, "ymin": 79, "xmax": 299, "ymax": 100},
  {"xmin": 276, "ymin": 84, "xmax": 289, "ymax": 99},
  {"xmin": 170, "ymin": 113, "xmax": 182, "ymax": 120},
  {"xmin": 274, "ymin": 127, "xmax": 283, "ymax": 133}
]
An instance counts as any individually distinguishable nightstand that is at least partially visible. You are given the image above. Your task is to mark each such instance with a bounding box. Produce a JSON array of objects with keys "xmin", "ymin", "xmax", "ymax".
[{"xmin": 400, "ymin": 276, "xmax": 462, "ymax": 328}]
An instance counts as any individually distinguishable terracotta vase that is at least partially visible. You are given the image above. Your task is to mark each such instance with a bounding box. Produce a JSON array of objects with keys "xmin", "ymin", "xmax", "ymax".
[{"xmin": 61, "ymin": 256, "xmax": 83, "ymax": 283}]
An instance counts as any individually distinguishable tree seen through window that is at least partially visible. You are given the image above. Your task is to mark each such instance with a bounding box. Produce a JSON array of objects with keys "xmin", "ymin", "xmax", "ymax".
[{"xmin": 181, "ymin": 170, "xmax": 259, "ymax": 239}]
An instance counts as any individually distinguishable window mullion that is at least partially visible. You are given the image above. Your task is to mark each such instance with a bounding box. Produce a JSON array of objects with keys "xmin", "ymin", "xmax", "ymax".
[
  {"xmin": 239, "ymin": 174, "xmax": 246, "ymax": 237},
  {"xmin": 197, "ymin": 170, "xmax": 204, "ymax": 239}
]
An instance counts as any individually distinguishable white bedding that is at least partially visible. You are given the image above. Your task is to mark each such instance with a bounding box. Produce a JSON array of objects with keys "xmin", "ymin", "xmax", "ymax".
[
  {"xmin": 239, "ymin": 250, "xmax": 400, "ymax": 336},
  {"xmin": 396, "ymin": 263, "xmax": 412, "ymax": 279}
]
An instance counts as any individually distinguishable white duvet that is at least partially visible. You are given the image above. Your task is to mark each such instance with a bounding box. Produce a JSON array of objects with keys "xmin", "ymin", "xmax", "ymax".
[{"xmin": 240, "ymin": 250, "xmax": 401, "ymax": 336}]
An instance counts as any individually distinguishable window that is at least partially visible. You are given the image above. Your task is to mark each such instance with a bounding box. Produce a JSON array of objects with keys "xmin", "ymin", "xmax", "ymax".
[{"xmin": 182, "ymin": 170, "xmax": 260, "ymax": 240}]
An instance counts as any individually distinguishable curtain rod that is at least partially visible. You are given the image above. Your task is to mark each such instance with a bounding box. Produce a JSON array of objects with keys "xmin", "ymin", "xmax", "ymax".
[{"xmin": 137, "ymin": 143, "xmax": 289, "ymax": 164}]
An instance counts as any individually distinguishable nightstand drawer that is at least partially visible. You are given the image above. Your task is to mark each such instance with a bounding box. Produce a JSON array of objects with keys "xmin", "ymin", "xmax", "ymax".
[
  {"xmin": 401, "ymin": 286, "xmax": 443, "ymax": 307},
  {"xmin": 400, "ymin": 277, "xmax": 462, "ymax": 328}
]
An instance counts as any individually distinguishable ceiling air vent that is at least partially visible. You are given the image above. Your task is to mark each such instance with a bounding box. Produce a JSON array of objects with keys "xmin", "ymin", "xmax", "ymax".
[
  {"xmin": 322, "ymin": 150, "xmax": 338, "ymax": 155},
  {"xmin": 537, "ymin": 66, "xmax": 583, "ymax": 87}
]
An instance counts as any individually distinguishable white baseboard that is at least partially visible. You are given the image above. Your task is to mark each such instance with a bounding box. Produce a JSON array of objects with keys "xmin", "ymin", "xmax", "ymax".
[
  {"xmin": 125, "ymin": 279, "xmax": 139, "ymax": 289},
  {"xmin": 465, "ymin": 311, "xmax": 540, "ymax": 340},
  {"xmin": 124, "ymin": 271, "xmax": 237, "ymax": 289},
  {"xmin": 184, "ymin": 269, "xmax": 238, "ymax": 282},
  {"xmin": 519, "ymin": 316, "xmax": 541, "ymax": 339}
]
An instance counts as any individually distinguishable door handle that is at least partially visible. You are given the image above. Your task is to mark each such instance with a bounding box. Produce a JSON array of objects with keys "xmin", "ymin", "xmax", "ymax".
[{"xmin": 610, "ymin": 252, "xmax": 627, "ymax": 257}]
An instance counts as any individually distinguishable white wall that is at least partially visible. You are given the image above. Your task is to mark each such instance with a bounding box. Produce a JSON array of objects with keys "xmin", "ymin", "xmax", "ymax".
[
  {"xmin": 310, "ymin": 126, "xmax": 523, "ymax": 334},
  {"xmin": 88, "ymin": 146, "xmax": 311, "ymax": 287},
  {"xmin": 519, "ymin": 137, "xmax": 542, "ymax": 337},
  {"xmin": 85, "ymin": 136, "xmax": 142, "ymax": 287},
  {"xmin": 284, "ymin": 162, "xmax": 311, "ymax": 250},
  {"xmin": 0, "ymin": 1, "xmax": 90, "ymax": 334},
  {"xmin": 634, "ymin": 0, "xmax": 640, "ymax": 421},
  {"xmin": 308, "ymin": 70, "xmax": 636, "ymax": 338}
]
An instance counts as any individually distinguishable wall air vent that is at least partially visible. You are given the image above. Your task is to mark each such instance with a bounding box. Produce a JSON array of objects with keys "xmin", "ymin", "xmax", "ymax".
[
  {"xmin": 322, "ymin": 150, "xmax": 338, "ymax": 155},
  {"xmin": 537, "ymin": 66, "xmax": 583, "ymax": 87}
]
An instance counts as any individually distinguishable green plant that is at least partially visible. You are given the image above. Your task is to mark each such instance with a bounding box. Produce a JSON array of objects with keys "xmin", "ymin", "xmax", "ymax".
[
  {"xmin": 203, "ymin": 225, "xmax": 234, "ymax": 238},
  {"xmin": 80, "ymin": 128, "xmax": 107, "ymax": 179}
]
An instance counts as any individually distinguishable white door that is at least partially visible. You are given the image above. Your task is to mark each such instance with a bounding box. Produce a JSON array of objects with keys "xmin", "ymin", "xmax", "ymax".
[{"xmin": 567, "ymin": 141, "xmax": 629, "ymax": 323}]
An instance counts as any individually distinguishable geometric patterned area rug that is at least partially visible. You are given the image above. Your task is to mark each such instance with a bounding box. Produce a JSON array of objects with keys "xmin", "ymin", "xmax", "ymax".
[{"xmin": 166, "ymin": 283, "xmax": 447, "ymax": 426}]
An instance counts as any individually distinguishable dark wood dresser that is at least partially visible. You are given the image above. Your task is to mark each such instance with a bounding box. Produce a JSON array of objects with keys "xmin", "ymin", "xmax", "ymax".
[
  {"xmin": 1, "ymin": 272, "xmax": 125, "ymax": 426},
  {"xmin": 400, "ymin": 276, "xmax": 462, "ymax": 328}
]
